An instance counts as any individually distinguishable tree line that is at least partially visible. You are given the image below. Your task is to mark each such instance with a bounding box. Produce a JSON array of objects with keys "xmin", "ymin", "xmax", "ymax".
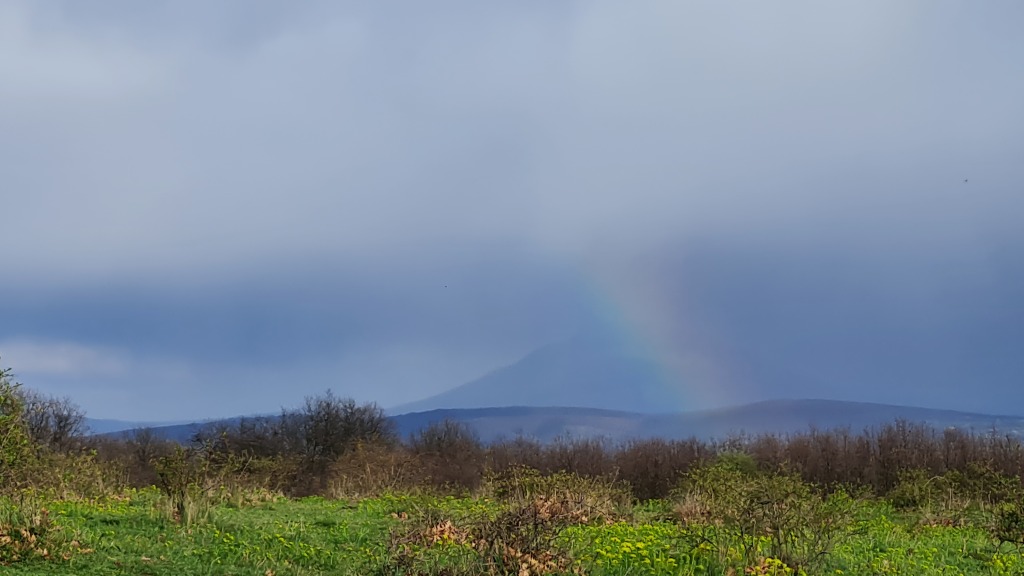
[{"xmin": 4, "ymin": 359, "xmax": 1024, "ymax": 502}]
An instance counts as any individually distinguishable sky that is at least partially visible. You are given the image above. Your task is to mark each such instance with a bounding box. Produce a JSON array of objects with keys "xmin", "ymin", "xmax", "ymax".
[{"xmin": 2, "ymin": 1, "xmax": 1022, "ymax": 420}]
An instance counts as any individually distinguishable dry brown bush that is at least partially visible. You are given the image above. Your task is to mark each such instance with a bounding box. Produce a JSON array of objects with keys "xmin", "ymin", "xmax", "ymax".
[
  {"xmin": 409, "ymin": 420, "xmax": 486, "ymax": 492},
  {"xmin": 325, "ymin": 443, "xmax": 424, "ymax": 499},
  {"xmin": 615, "ymin": 437, "xmax": 710, "ymax": 500}
]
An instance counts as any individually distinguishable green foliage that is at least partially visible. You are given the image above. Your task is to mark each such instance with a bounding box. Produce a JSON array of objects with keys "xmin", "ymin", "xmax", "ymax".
[
  {"xmin": 992, "ymin": 500, "xmax": 1024, "ymax": 546},
  {"xmin": 0, "ymin": 364, "xmax": 34, "ymax": 484},
  {"xmin": 0, "ymin": 493, "xmax": 87, "ymax": 565},
  {"xmin": 677, "ymin": 460, "xmax": 859, "ymax": 573},
  {"xmin": 713, "ymin": 450, "xmax": 759, "ymax": 475},
  {"xmin": 947, "ymin": 463, "xmax": 1023, "ymax": 508},
  {"xmin": 888, "ymin": 468, "xmax": 946, "ymax": 509},
  {"xmin": 1, "ymin": 363, "xmax": 110, "ymax": 498},
  {"xmin": 152, "ymin": 444, "xmax": 280, "ymax": 525},
  {"xmin": 561, "ymin": 521, "xmax": 697, "ymax": 575},
  {"xmin": 153, "ymin": 446, "xmax": 214, "ymax": 525},
  {"xmin": 887, "ymin": 465, "xmax": 1022, "ymax": 531}
]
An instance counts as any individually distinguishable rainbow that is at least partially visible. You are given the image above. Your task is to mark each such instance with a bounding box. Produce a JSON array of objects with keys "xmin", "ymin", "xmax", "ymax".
[{"xmin": 580, "ymin": 260, "xmax": 742, "ymax": 412}]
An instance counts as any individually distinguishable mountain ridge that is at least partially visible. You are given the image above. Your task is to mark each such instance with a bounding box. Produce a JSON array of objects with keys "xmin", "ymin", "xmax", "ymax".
[
  {"xmin": 391, "ymin": 333, "xmax": 682, "ymax": 414},
  {"xmin": 97, "ymin": 399, "xmax": 1024, "ymax": 444}
]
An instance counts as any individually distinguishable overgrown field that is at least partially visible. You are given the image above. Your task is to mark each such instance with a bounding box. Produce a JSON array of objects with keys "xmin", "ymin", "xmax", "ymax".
[
  {"xmin": 6, "ymin": 369, "xmax": 1024, "ymax": 575},
  {"xmin": 6, "ymin": 464, "xmax": 1024, "ymax": 576}
]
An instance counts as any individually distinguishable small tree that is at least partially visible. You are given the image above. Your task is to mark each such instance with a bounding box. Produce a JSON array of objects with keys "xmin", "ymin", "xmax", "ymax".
[
  {"xmin": 0, "ymin": 362, "xmax": 33, "ymax": 486},
  {"xmin": 18, "ymin": 388, "xmax": 87, "ymax": 453},
  {"xmin": 409, "ymin": 419, "xmax": 485, "ymax": 490},
  {"xmin": 295, "ymin": 390, "xmax": 396, "ymax": 467}
]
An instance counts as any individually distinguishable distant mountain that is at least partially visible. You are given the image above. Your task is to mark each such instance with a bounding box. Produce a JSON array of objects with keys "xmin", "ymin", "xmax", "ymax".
[
  {"xmin": 85, "ymin": 417, "xmax": 193, "ymax": 435},
  {"xmin": 391, "ymin": 406, "xmax": 642, "ymax": 442},
  {"xmin": 392, "ymin": 333, "xmax": 683, "ymax": 414},
  {"xmin": 95, "ymin": 416, "xmax": 249, "ymax": 443},
  {"xmin": 637, "ymin": 399, "xmax": 1024, "ymax": 442},
  {"xmin": 103, "ymin": 399, "xmax": 1024, "ymax": 445},
  {"xmin": 394, "ymin": 400, "xmax": 1024, "ymax": 443}
]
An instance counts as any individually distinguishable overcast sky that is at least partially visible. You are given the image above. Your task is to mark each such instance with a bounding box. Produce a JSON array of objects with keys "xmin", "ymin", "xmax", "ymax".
[{"xmin": 2, "ymin": 1, "xmax": 1022, "ymax": 420}]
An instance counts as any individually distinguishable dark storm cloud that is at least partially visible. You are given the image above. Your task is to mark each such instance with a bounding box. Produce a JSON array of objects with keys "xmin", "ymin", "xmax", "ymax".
[
  {"xmin": 656, "ymin": 238, "xmax": 1024, "ymax": 412},
  {"xmin": 0, "ymin": 251, "xmax": 590, "ymax": 419},
  {"xmin": 0, "ymin": 255, "xmax": 587, "ymax": 364},
  {"xmin": 1, "ymin": 1, "xmax": 1022, "ymax": 418}
]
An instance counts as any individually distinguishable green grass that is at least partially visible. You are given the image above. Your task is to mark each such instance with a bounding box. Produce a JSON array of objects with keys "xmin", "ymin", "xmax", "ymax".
[{"xmin": 3, "ymin": 488, "xmax": 1024, "ymax": 575}]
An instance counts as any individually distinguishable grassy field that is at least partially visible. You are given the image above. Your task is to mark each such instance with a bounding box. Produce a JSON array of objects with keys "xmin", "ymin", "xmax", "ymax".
[{"xmin": 4, "ymin": 483, "xmax": 1024, "ymax": 576}]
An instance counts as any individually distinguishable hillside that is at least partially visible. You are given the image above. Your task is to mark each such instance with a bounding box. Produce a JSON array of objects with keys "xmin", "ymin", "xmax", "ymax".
[
  {"xmin": 103, "ymin": 399, "xmax": 1024, "ymax": 444},
  {"xmin": 391, "ymin": 333, "xmax": 682, "ymax": 414},
  {"xmin": 84, "ymin": 418, "xmax": 193, "ymax": 435}
]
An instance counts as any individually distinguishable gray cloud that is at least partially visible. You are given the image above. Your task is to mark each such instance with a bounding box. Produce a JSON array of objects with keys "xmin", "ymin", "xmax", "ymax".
[{"xmin": 1, "ymin": 1, "xmax": 1022, "ymax": 418}]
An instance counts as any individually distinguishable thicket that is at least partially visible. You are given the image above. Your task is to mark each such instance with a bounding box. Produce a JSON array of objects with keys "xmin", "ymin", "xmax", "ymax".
[{"xmin": 83, "ymin": 401, "xmax": 1024, "ymax": 532}]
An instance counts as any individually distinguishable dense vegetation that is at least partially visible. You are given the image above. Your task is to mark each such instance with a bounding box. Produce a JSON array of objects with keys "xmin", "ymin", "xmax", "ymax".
[{"xmin": 4, "ymin": 360, "xmax": 1024, "ymax": 575}]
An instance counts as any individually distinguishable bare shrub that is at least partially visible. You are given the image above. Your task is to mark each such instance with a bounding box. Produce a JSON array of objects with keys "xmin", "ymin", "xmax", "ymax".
[
  {"xmin": 325, "ymin": 443, "xmax": 422, "ymax": 499},
  {"xmin": 615, "ymin": 437, "xmax": 710, "ymax": 500},
  {"xmin": 486, "ymin": 436, "xmax": 546, "ymax": 476},
  {"xmin": 16, "ymin": 389, "xmax": 87, "ymax": 454},
  {"xmin": 542, "ymin": 436, "xmax": 613, "ymax": 478},
  {"xmin": 298, "ymin": 391, "xmax": 397, "ymax": 465},
  {"xmin": 409, "ymin": 419, "xmax": 485, "ymax": 492},
  {"xmin": 116, "ymin": 428, "xmax": 176, "ymax": 487}
]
